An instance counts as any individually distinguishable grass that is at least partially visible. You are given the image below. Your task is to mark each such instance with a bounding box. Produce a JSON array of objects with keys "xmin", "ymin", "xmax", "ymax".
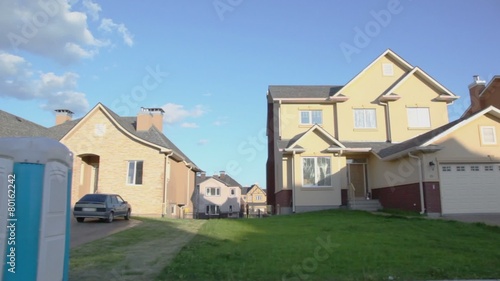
[
  {"xmin": 158, "ymin": 210, "xmax": 500, "ymax": 281},
  {"xmin": 69, "ymin": 217, "xmax": 205, "ymax": 281}
]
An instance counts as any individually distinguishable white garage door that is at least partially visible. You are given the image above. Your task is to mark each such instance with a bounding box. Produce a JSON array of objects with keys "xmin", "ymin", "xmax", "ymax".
[{"xmin": 440, "ymin": 163, "xmax": 500, "ymax": 214}]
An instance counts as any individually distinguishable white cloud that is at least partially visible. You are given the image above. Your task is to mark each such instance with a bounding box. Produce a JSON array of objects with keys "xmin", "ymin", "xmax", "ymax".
[
  {"xmin": 213, "ymin": 116, "xmax": 229, "ymax": 126},
  {"xmin": 0, "ymin": 1, "xmax": 104, "ymax": 64},
  {"xmin": 181, "ymin": 122, "xmax": 199, "ymax": 128},
  {"xmin": 161, "ymin": 103, "xmax": 208, "ymax": 124},
  {"xmin": 0, "ymin": 52, "xmax": 89, "ymax": 114},
  {"xmin": 99, "ymin": 18, "xmax": 134, "ymax": 47},
  {"xmin": 83, "ymin": 0, "xmax": 101, "ymax": 21},
  {"xmin": 197, "ymin": 139, "xmax": 209, "ymax": 146}
]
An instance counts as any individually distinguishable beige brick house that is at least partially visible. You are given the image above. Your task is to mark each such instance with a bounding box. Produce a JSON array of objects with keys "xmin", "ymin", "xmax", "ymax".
[
  {"xmin": 241, "ymin": 184, "xmax": 267, "ymax": 214},
  {"xmin": 0, "ymin": 103, "xmax": 201, "ymax": 218}
]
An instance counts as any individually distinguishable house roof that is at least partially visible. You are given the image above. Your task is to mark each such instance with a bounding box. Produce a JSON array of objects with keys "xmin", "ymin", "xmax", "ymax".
[
  {"xmin": 376, "ymin": 106, "xmax": 500, "ymax": 160},
  {"xmin": 268, "ymin": 85, "xmax": 343, "ymax": 100},
  {"xmin": 461, "ymin": 76, "xmax": 500, "ymax": 118},
  {"xmin": 0, "ymin": 110, "xmax": 51, "ymax": 138},
  {"xmin": 0, "ymin": 103, "xmax": 200, "ymax": 171},
  {"xmin": 284, "ymin": 124, "xmax": 345, "ymax": 152},
  {"xmin": 196, "ymin": 173, "xmax": 242, "ymax": 187}
]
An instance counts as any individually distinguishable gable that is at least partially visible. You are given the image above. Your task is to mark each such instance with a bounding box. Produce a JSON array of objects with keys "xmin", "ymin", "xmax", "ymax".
[
  {"xmin": 431, "ymin": 113, "xmax": 500, "ymax": 155},
  {"xmin": 199, "ymin": 177, "xmax": 227, "ymax": 189},
  {"xmin": 287, "ymin": 125, "xmax": 344, "ymax": 153},
  {"xmin": 337, "ymin": 50, "xmax": 412, "ymax": 101}
]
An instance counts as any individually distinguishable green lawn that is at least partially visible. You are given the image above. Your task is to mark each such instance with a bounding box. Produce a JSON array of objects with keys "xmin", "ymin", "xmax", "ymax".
[
  {"xmin": 69, "ymin": 218, "xmax": 205, "ymax": 281},
  {"xmin": 158, "ymin": 210, "xmax": 500, "ymax": 281}
]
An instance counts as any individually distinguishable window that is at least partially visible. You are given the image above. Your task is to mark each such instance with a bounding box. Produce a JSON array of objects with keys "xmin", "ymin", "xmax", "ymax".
[
  {"xmin": 485, "ymin": 165, "xmax": 494, "ymax": 171},
  {"xmin": 481, "ymin": 126, "xmax": 497, "ymax": 144},
  {"xmin": 127, "ymin": 161, "xmax": 143, "ymax": 185},
  {"xmin": 206, "ymin": 187, "xmax": 220, "ymax": 196},
  {"xmin": 229, "ymin": 205, "xmax": 233, "ymax": 213},
  {"xmin": 302, "ymin": 157, "xmax": 331, "ymax": 187},
  {"xmin": 354, "ymin": 109, "xmax": 376, "ymax": 129},
  {"xmin": 256, "ymin": 195, "xmax": 262, "ymax": 201},
  {"xmin": 205, "ymin": 205, "xmax": 219, "ymax": 215},
  {"xmin": 456, "ymin": 166, "xmax": 465, "ymax": 172},
  {"xmin": 382, "ymin": 63, "xmax": 394, "ymax": 76},
  {"xmin": 300, "ymin": 110, "xmax": 322, "ymax": 125},
  {"xmin": 407, "ymin": 107, "xmax": 430, "ymax": 128},
  {"xmin": 471, "ymin": 166, "xmax": 479, "ymax": 171},
  {"xmin": 442, "ymin": 166, "xmax": 451, "ymax": 172},
  {"xmin": 230, "ymin": 188, "xmax": 235, "ymax": 195}
]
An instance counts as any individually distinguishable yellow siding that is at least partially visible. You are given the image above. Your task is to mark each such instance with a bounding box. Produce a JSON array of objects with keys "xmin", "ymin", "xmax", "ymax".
[
  {"xmin": 337, "ymin": 56, "xmax": 408, "ymax": 141},
  {"xmin": 389, "ymin": 74, "xmax": 450, "ymax": 142},
  {"xmin": 368, "ymin": 156, "xmax": 420, "ymax": 189},
  {"xmin": 433, "ymin": 114, "xmax": 500, "ymax": 165},
  {"xmin": 280, "ymin": 104, "xmax": 334, "ymax": 140}
]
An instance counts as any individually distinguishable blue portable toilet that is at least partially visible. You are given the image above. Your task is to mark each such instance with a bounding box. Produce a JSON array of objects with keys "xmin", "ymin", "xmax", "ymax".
[{"xmin": 0, "ymin": 137, "xmax": 73, "ymax": 281}]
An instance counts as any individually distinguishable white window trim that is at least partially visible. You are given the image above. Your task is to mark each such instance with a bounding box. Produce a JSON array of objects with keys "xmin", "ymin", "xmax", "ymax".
[
  {"xmin": 480, "ymin": 126, "xmax": 497, "ymax": 145},
  {"xmin": 299, "ymin": 110, "xmax": 323, "ymax": 125},
  {"xmin": 406, "ymin": 107, "xmax": 431, "ymax": 129},
  {"xmin": 126, "ymin": 160, "xmax": 143, "ymax": 186},
  {"xmin": 382, "ymin": 63, "xmax": 394, "ymax": 76},
  {"xmin": 302, "ymin": 156, "xmax": 332, "ymax": 188},
  {"xmin": 205, "ymin": 205, "xmax": 219, "ymax": 215}
]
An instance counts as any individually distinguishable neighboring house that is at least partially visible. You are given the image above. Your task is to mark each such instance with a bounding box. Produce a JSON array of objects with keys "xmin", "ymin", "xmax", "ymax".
[
  {"xmin": 0, "ymin": 103, "xmax": 201, "ymax": 218},
  {"xmin": 240, "ymin": 184, "xmax": 267, "ymax": 214},
  {"xmin": 195, "ymin": 171, "xmax": 242, "ymax": 219},
  {"xmin": 462, "ymin": 75, "xmax": 500, "ymax": 118},
  {"xmin": 266, "ymin": 49, "xmax": 500, "ymax": 216}
]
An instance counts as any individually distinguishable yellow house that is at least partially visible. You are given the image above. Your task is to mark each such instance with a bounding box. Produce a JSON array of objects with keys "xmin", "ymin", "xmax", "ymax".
[
  {"xmin": 0, "ymin": 103, "xmax": 201, "ymax": 218},
  {"xmin": 266, "ymin": 49, "xmax": 500, "ymax": 215},
  {"xmin": 241, "ymin": 184, "xmax": 267, "ymax": 214}
]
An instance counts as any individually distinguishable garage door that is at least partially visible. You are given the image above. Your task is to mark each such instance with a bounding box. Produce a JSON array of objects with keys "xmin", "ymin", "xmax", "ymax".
[{"xmin": 440, "ymin": 163, "xmax": 500, "ymax": 214}]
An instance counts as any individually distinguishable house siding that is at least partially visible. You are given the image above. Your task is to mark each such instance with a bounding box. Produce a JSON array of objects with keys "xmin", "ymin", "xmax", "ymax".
[
  {"xmin": 61, "ymin": 108, "xmax": 166, "ymax": 216},
  {"xmin": 372, "ymin": 183, "xmax": 421, "ymax": 212}
]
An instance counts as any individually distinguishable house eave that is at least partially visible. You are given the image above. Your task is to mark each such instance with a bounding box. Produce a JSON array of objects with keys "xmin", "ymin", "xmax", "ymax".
[{"xmin": 381, "ymin": 145, "xmax": 443, "ymax": 161}]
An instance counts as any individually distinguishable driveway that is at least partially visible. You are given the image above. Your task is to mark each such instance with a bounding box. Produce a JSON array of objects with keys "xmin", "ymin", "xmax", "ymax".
[
  {"xmin": 70, "ymin": 217, "xmax": 142, "ymax": 248},
  {"xmin": 440, "ymin": 214, "xmax": 500, "ymax": 227}
]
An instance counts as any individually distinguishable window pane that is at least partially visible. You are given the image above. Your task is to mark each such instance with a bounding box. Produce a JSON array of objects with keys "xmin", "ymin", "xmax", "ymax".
[
  {"xmin": 127, "ymin": 162, "xmax": 135, "ymax": 184},
  {"xmin": 365, "ymin": 109, "xmax": 376, "ymax": 128},
  {"xmin": 354, "ymin": 110, "xmax": 364, "ymax": 128},
  {"xmin": 135, "ymin": 161, "xmax": 143, "ymax": 184},
  {"xmin": 482, "ymin": 127, "xmax": 496, "ymax": 143},
  {"xmin": 407, "ymin": 108, "xmax": 430, "ymax": 128},
  {"xmin": 316, "ymin": 157, "xmax": 331, "ymax": 186},
  {"xmin": 311, "ymin": 111, "xmax": 322, "ymax": 124},
  {"xmin": 300, "ymin": 111, "xmax": 310, "ymax": 124},
  {"xmin": 303, "ymin": 158, "xmax": 315, "ymax": 186}
]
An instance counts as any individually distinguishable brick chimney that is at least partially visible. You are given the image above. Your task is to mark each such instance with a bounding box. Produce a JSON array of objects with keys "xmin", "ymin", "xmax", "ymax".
[
  {"xmin": 219, "ymin": 171, "xmax": 226, "ymax": 179},
  {"xmin": 54, "ymin": 109, "xmax": 73, "ymax": 125},
  {"xmin": 468, "ymin": 75, "xmax": 486, "ymax": 115},
  {"xmin": 200, "ymin": 171, "xmax": 206, "ymax": 181},
  {"xmin": 137, "ymin": 107, "xmax": 164, "ymax": 132}
]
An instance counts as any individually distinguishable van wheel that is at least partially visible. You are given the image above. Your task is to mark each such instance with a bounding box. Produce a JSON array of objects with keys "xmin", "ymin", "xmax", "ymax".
[{"xmin": 106, "ymin": 212, "xmax": 114, "ymax": 223}]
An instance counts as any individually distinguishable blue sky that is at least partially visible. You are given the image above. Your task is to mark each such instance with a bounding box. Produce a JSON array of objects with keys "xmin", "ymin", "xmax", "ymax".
[{"xmin": 1, "ymin": 0, "xmax": 500, "ymax": 188}]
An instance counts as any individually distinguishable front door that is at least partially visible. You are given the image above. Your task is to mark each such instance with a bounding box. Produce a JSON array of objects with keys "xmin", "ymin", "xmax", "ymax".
[{"xmin": 348, "ymin": 163, "xmax": 366, "ymax": 198}]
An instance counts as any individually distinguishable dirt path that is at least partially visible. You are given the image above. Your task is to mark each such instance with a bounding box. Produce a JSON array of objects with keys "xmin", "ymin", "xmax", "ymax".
[{"xmin": 69, "ymin": 219, "xmax": 205, "ymax": 281}]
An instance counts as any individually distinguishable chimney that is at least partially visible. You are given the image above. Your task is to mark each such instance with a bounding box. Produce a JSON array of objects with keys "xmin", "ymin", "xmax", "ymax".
[
  {"xmin": 55, "ymin": 109, "xmax": 73, "ymax": 125},
  {"xmin": 468, "ymin": 75, "xmax": 486, "ymax": 115},
  {"xmin": 219, "ymin": 171, "xmax": 226, "ymax": 179},
  {"xmin": 137, "ymin": 107, "xmax": 164, "ymax": 132},
  {"xmin": 200, "ymin": 171, "xmax": 206, "ymax": 181}
]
